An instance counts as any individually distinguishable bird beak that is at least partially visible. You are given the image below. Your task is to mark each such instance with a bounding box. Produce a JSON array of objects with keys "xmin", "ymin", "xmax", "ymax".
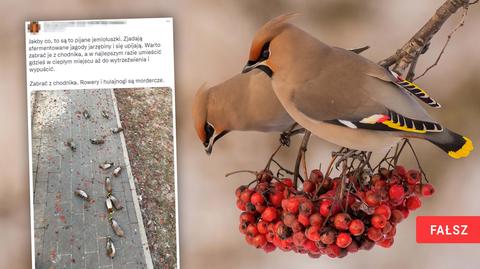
[
  {"xmin": 242, "ymin": 61, "xmax": 259, "ymax": 73},
  {"xmin": 203, "ymin": 130, "xmax": 230, "ymax": 155},
  {"xmin": 205, "ymin": 144, "xmax": 213, "ymax": 155},
  {"xmin": 242, "ymin": 61, "xmax": 273, "ymax": 77}
]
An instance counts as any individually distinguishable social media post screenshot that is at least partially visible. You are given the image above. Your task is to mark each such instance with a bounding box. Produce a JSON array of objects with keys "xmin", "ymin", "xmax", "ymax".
[{"xmin": 26, "ymin": 18, "xmax": 177, "ymax": 269}]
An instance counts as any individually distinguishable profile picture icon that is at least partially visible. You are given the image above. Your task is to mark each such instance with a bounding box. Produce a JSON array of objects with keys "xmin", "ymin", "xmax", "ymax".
[{"xmin": 28, "ymin": 21, "xmax": 40, "ymax": 34}]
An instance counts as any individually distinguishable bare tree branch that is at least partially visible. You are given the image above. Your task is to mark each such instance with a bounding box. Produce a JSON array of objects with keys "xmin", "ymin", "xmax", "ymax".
[
  {"xmin": 379, "ymin": 0, "xmax": 477, "ymax": 75},
  {"xmin": 413, "ymin": 5, "xmax": 470, "ymax": 81}
]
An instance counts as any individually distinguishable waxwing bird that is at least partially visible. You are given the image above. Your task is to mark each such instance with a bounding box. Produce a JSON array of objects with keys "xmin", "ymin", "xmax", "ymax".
[
  {"xmin": 242, "ymin": 14, "xmax": 473, "ymax": 158},
  {"xmin": 192, "ymin": 69, "xmax": 294, "ymax": 154}
]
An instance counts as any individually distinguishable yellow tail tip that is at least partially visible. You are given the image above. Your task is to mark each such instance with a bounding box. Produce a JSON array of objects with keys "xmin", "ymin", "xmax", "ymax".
[{"xmin": 448, "ymin": 136, "xmax": 474, "ymax": 159}]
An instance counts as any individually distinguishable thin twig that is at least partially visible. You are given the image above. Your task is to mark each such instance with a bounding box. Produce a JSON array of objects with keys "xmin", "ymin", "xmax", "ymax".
[
  {"xmin": 373, "ymin": 148, "xmax": 392, "ymax": 172},
  {"xmin": 325, "ymin": 148, "xmax": 344, "ymax": 179},
  {"xmin": 225, "ymin": 170, "xmax": 257, "ymax": 178},
  {"xmin": 414, "ymin": 4, "xmax": 470, "ymax": 81},
  {"xmin": 393, "ymin": 139, "xmax": 408, "ymax": 166},
  {"xmin": 301, "ymin": 150, "xmax": 308, "ymax": 180},
  {"xmin": 358, "ymin": 151, "xmax": 372, "ymax": 172},
  {"xmin": 265, "ymin": 144, "xmax": 282, "ymax": 170},
  {"xmin": 405, "ymin": 140, "xmax": 429, "ymax": 182},
  {"xmin": 293, "ymin": 131, "xmax": 311, "ymax": 189},
  {"xmin": 272, "ymin": 159, "xmax": 296, "ymax": 177}
]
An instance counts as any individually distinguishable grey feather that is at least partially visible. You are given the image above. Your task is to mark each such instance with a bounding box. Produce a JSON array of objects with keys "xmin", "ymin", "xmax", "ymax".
[{"xmin": 290, "ymin": 46, "xmax": 435, "ymax": 124}]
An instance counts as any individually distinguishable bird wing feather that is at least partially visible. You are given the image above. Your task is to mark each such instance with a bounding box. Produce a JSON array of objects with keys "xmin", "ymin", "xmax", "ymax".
[{"xmin": 288, "ymin": 47, "xmax": 441, "ymax": 133}]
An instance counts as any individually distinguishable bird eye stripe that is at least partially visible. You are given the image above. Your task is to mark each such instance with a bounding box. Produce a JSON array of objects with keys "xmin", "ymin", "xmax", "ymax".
[
  {"xmin": 254, "ymin": 41, "xmax": 271, "ymax": 63},
  {"xmin": 204, "ymin": 122, "xmax": 214, "ymax": 144}
]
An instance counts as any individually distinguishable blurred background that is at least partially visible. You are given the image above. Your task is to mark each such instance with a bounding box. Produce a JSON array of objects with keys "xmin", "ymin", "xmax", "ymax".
[{"xmin": 0, "ymin": 0, "xmax": 479, "ymax": 268}]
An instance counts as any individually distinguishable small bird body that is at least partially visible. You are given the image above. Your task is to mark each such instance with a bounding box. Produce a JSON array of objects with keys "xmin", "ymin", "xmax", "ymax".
[
  {"xmin": 106, "ymin": 237, "xmax": 116, "ymax": 258},
  {"xmin": 273, "ymin": 86, "xmax": 401, "ymax": 151},
  {"xmin": 241, "ymin": 14, "xmax": 473, "ymax": 158}
]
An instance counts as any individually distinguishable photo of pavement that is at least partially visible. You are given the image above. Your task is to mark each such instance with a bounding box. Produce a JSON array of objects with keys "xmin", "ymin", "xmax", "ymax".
[{"xmin": 31, "ymin": 89, "xmax": 154, "ymax": 269}]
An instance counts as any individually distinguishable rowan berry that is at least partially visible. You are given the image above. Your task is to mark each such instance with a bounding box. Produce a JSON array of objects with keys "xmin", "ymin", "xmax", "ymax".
[
  {"xmin": 333, "ymin": 213, "xmax": 352, "ymax": 230},
  {"xmin": 374, "ymin": 204, "xmax": 392, "ymax": 220},
  {"xmin": 349, "ymin": 219, "xmax": 365, "ymax": 236},
  {"xmin": 303, "ymin": 180, "xmax": 316, "ymax": 193},
  {"xmin": 336, "ymin": 232, "xmax": 352, "ymax": 248},
  {"xmin": 421, "ymin": 183, "xmax": 435, "ymax": 197},
  {"xmin": 406, "ymin": 196, "xmax": 422, "ymax": 210},
  {"xmin": 367, "ymin": 227, "xmax": 383, "ymax": 242},
  {"xmin": 389, "ymin": 184, "xmax": 405, "ymax": 201},
  {"xmin": 371, "ymin": 214, "xmax": 387, "ymax": 229},
  {"xmin": 406, "ymin": 169, "xmax": 421, "ymax": 185},
  {"xmin": 261, "ymin": 207, "xmax": 277, "ymax": 222}
]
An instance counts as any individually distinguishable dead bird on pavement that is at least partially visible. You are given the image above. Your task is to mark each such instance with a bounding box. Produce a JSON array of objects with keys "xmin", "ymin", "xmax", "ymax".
[
  {"xmin": 99, "ymin": 161, "xmax": 114, "ymax": 170},
  {"xmin": 74, "ymin": 189, "xmax": 90, "ymax": 201},
  {"xmin": 113, "ymin": 166, "xmax": 122, "ymax": 177},
  {"xmin": 105, "ymin": 197, "xmax": 114, "ymax": 213},
  {"xmin": 101, "ymin": 110, "xmax": 110, "ymax": 119},
  {"xmin": 90, "ymin": 138, "xmax": 105, "ymax": 145},
  {"xmin": 109, "ymin": 194, "xmax": 123, "ymax": 210},
  {"xmin": 111, "ymin": 127, "xmax": 124, "ymax": 134},
  {"xmin": 110, "ymin": 219, "xmax": 125, "ymax": 237},
  {"xmin": 66, "ymin": 139, "xmax": 76, "ymax": 152},
  {"xmin": 106, "ymin": 237, "xmax": 116, "ymax": 258},
  {"xmin": 105, "ymin": 177, "xmax": 113, "ymax": 194},
  {"xmin": 82, "ymin": 109, "xmax": 90, "ymax": 119}
]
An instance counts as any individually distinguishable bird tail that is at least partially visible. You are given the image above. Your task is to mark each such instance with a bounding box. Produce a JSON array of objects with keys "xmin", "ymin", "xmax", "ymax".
[{"xmin": 426, "ymin": 129, "xmax": 473, "ymax": 159}]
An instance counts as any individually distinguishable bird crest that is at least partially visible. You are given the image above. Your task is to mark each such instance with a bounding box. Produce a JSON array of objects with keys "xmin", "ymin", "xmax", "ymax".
[
  {"xmin": 192, "ymin": 83, "xmax": 209, "ymax": 142},
  {"xmin": 249, "ymin": 13, "xmax": 299, "ymax": 62}
]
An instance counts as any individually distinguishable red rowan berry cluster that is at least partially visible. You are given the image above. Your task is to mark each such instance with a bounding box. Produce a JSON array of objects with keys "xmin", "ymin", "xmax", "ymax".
[{"xmin": 235, "ymin": 165, "xmax": 434, "ymax": 258}]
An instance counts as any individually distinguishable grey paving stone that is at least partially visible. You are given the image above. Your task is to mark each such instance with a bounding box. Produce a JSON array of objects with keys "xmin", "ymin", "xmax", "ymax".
[
  {"xmin": 125, "ymin": 202, "xmax": 138, "ymax": 224},
  {"xmin": 34, "ymin": 227, "xmax": 45, "ymax": 261},
  {"xmin": 58, "ymin": 226, "xmax": 74, "ymax": 255},
  {"xmin": 111, "ymin": 208, "xmax": 128, "ymax": 226},
  {"xmin": 47, "ymin": 172, "xmax": 61, "ymax": 193},
  {"xmin": 42, "ymin": 225, "xmax": 60, "ymax": 266},
  {"xmin": 34, "ymin": 203, "xmax": 47, "ymax": 229},
  {"xmin": 85, "ymin": 252, "xmax": 99, "ymax": 269},
  {"xmin": 71, "ymin": 213, "xmax": 85, "ymax": 268},
  {"xmin": 58, "ymin": 254, "xmax": 74, "ymax": 269},
  {"xmin": 34, "ymin": 180, "xmax": 48, "ymax": 204},
  {"xmin": 47, "ymin": 155, "xmax": 61, "ymax": 173},
  {"xmin": 83, "ymin": 221, "xmax": 98, "ymax": 253},
  {"xmin": 122, "ymin": 182, "xmax": 134, "ymax": 203},
  {"xmin": 35, "ymin": 169, "xmax": 49, "ymax": 183}
]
